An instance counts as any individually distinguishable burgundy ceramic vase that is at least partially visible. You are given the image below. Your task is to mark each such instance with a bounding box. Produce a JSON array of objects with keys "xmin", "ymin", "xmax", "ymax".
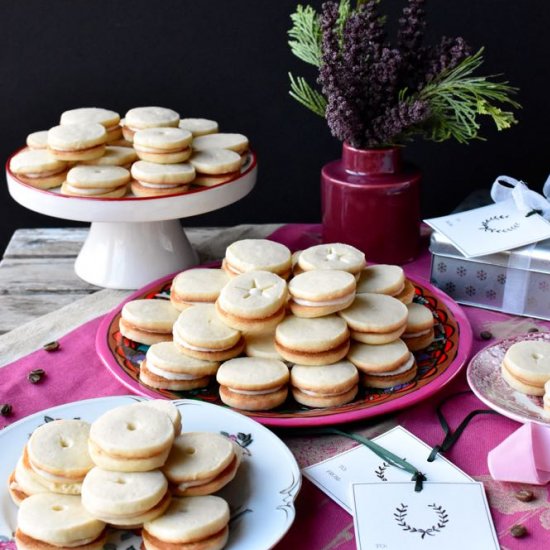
[{"xmin": 321, "ymin": 143, "xmax": 421, "ymax": 264}]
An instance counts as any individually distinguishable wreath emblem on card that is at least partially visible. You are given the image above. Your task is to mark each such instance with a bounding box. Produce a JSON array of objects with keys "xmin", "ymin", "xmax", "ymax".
[
  {"xmin": 479, "ymin": 214, "xmax": 519, "ymax": 233},
  {"xmin": 394, "ymin": 502, "xmax": 449, "ymax": 539}
]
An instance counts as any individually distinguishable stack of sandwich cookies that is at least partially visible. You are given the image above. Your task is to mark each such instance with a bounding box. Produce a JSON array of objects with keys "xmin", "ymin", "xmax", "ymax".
[
  {"xmin": 25, "ymin": 419, "xmax": 94, "ymax": 495},
  {"xmin": 356, "ymin": 264, "xmax": 405, "ymax": 296},
  {"xmin": 223, "ymin": 239, "xmax": 291, "ymax": 278},
  {"xmin": 47, "ymin": 123, "xmax": 107, "ymax": 161},
  {"xmin": 192, "ymin": 132, "xmax": 249, "ymax": 160},
  {"xmin": 26, "ymin": 130, "xmax": 49, "ymax": 150},
  {"xmin": 216, "ymin": 357, "xmax": 289, "ymax": 411},
  {"xmin": 8, "ymin": 454, "xmax": 50, "ymax": 505},
  {"xmin": 88, "ymin": 404, "xmax": 175, "ymax": 471},
  {"xmin": 347, "ymin": 339, "xmax": 417, "ymax": 389},
  {"xmin": 61, "ymin": 165, "xmax": 130, "ymax": 198},
  {"xmin": 190, "ymin": 149, "xmax": 242, "ymax": 187},
  {"xmin": 131, "ymin": 160, "xmax": 195, "ymax": 197},
  {"xmin": 179, "ymin": 118, "xmax": 219, "ymax": 136},
  {"xmin": 291, "ymin": 360, "xmax": 359, "ymax": 408},
  {"xmin": 275, "ymin": 315, "xmax": 350, "ymax": 365},
  {"xmin": 133, "ymin": 127, "xmax": 193, "ymax": 164},
  {"xmin": 60, "ymin": 108, "xmax": 122, "ymax": 144},
  {"xmin": 9, "ymin": 149, "xmax": 68, "ymax": 189},
  {"xmin": 140, "ymin": 342, "xmax": 219, "ymax": 391},
  {"xmin": 297, "ymin": 243, "xmax": 366, "ymax": 279},
  {"xmin": 142, "ymin": 496, "xmax": 230, "ymax": 550},
  {"xmin": 80, "ymin": 145, "xmax": 137, "ymax": 168},
  {"xmin": 402, "ymin": 303, "xmax": 435, "ymax": 351},
  {"xmin": 81, "ymin": 468, "xmax": 170, "ymax": 528},
  {"xmin": 339, "ymin": 293, "xmax": 408, "ymax": 345},
  {"xmin": 15, "ymin": 493, "xmax": 106, "ymax": 550},
  {"xmin": 123, "ymin": 106, "xmax": 180, "ymax": 142},
  {"xmin": 163, "ymin": 432, "xmax": 241, "ymax": 495},
  {"xmin": 130, "ymin": 400, "xmax": 182, "ymax": 434},
  {"xmin": 215, "ymin": 271, "xmax": 287, "ymax": 334},
  {"xmin": 173, "ymin": 304, "xmax": 244, "ymax": 361},
  {"xmin": 244, "ymin": 332, "xmax": 284, "ymax": 361},
  {"xmin": 170, "ymin": 268, "xmax": 229, "ymax": 311},
  {"xmin": 288, "ymin": 269, "xmax": 356, "ymax": 317},
  {"xmin": 501, "ymin": 340, "xmax": 550, "ymax": 396},
  {"xmin": 119, "ymin": 299, "xmax": 180, "ymax": 345}
]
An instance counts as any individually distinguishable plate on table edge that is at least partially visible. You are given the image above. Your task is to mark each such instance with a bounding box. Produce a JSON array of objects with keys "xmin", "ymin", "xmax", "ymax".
[
  {"xmin": 0, "ymin": 395, "xmax": 301, "ymax": 550},
  {"xmin": 467, "ymin": 331, "xmax": 550, "ymax": 426},
  {"xmin": 96, "ymin": 270, "xmax": 473, "ymax": 428}
]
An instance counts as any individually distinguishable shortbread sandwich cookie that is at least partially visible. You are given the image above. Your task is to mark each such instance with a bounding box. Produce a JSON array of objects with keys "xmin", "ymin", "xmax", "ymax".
[
  {"xmin": 356, "ymin": 264, "xmax": 405, "ymax": 296},
  {"xmin": 130, "ymin": 160, "xmax": 195, "ymax": 197},
  {"xmin": 291, "ymin": 250, "xmax": 303, "ymax": 275},
  {"xmin": 61, "ymin": 165, "xmax": 130, "ymax": 198},
  {"xmin": 89, "ymin": 404, "xmax": 175, "ymax": 472},
  {"xmin": 27, "ymin": 419, "xmax": 94, "ymax": 494},
  {"xmin": 47, "ymin": 123, "xmax": 107, "ymax": 161},
  {"xmin": 142, "ymin": 496, "xmax": 230, "ymax": 550},
  {"xmin": 347, "ymin": 339, "xmax": 412, "ymax": 373},
  {"xmin": 163, "ymin": 432, "xmax": 241, "ymax": 495},
  {"xmin": 173, "ymin": 304, "xmax": 244, "ymax": 361},
  {"xmin": 275, "ymin": 314, "xmax": 350, "ymax": 365},
  {"xmin": 123, "ymin": 106, "xmax": 180, "ymax": 141},
  {"xmin": 134, "ymin": 127, "xmax": 193, "ymax": 164},
  {"xmin": 192, "ymin": 132, "xmax": 249, "ymax": 155},
  {"xmin": 244, "ymin": 332, "xmax": 284, "ymax": 361},
  {"xmin": 500, "ymin": 340, "xmax": 550, "ymax": 396},
  {"xmin": 298, "ymin": 243, "xmax": 366, "ymax": 277},
  {"xmin": 179, "ymin": 118, "xmax": 219, "ymax": 137},
  {"xmin": 170, "ymin": 268, "xmax": 229, "ymax": 311},
  {"xmin": 217, "ymin": 357, "xmax": 289, "ymax": 411},
  {"xmin": 291, "ymin": 360, "xmax": 359, "ymax": 408},
  {"xmin": 60, "ymin": 107, "xmax": 122, "ymax": 143},
  {"xmin": 16, "ymin": 493, "xmax": 106, "ymax": 550},
  {"xmin": 224, "ymin": 239, "xmax": 292, "ymax": 278},
  {"xmin": 402, "ymin": 302, "xmax": 435, "ymax": 351},
  {"xmin": 395, "ymin": 279, "xmax": 416, "ymax": 304},
  {"xmin": 9, "ymin": 149, "xmax": 68, "ymax": 189},
  {"xmin": 82, "ymin": 468, "xmax": 170, "ymax": 528},
  {"xmin": 130, "ymin": 399, "xmax": 183, "ymax": 434},
  {"xmin": 362, "ymin": 353, "xmax": 417, "ymax": 389},
  {"xmin": 140, "ymin": 341, "xmax": 219, "ymax": 391},
  {"xmin": 119, "ymin": 299, "xmax": 180, "ymax": 345},
  {"xmin": 80, "ymin": 145, "xmax": 137, "ymax": 168},
  {"xmin": 190, "ymin": 149, "xmax": 242, "ymax": 187},
  {"xmin": 289, "ymin": 269, "xmax": 356, "ymax": 317},
  {"xmin": 216, "ymin": 271, "xmax": 287, "ymax": 334},
  {"xmin": 8, "ymin": 456, "xmax": 49, "ymax": 506},
  {"xmin": 339, "ymin": 293, "xmax": 408, "ymax": 345},
  {"xmin": 26, "ymin": 130, "xmax": 49, "ymax": 150}
]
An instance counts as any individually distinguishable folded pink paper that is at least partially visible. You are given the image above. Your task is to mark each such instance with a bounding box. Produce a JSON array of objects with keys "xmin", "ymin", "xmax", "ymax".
[{"xmin": 488, "ymin": 422, "xmax": 550, "ymax": 485}]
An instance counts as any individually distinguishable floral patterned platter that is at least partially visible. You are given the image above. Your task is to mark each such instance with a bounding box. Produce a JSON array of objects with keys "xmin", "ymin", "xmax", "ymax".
[
  {"xmin": 97, "ymin": 273, "xmax": 473, "ymax": 428},
  {"xmin": 0, "ymin": 396, "xmax": 301, "ymax": 550},
  {"xmin": 467, "ymin": 332, "xmax": 550, "ymax": 425}
]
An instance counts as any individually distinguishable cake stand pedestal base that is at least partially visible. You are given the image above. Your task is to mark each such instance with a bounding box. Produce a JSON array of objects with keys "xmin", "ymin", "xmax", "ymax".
[{"xmin": 75, "ymin": 220, "xmax": 198, "ymax": 289}]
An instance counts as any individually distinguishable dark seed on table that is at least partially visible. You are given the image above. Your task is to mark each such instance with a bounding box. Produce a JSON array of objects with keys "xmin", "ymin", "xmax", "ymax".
[
  {"xmin": 510, "ymin": 524, "xmax": 527, "ymax": 538},
  {"xmin": 28, "ymin": 369, "xmax": 46, "ymax": 384},
  {"xmin": 43, "ymin": 341, "xmax": 60, "ymax": 352},
  {"xmin": 480, "ymin": 330, "xmax": 493, "ymax": 340},
  {"xmin": 0, "ymin": 404, "xmax": 12, "ymax": 416},
  {"xmin": 527, "ymin": 327, "xmax": 539, "ymax": 333},
  {"xmin": 515, "ymin": 489, "xmax": 535, "ymax": 502}
]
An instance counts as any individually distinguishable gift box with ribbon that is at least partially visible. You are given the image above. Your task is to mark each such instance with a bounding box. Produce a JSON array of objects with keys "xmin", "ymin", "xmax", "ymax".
[{"xmin": 429, "ymin": 175, "xmax": 550, "ymax": 320}]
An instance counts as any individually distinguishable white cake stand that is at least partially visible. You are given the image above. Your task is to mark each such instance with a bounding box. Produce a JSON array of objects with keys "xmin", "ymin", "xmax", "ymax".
[{"xmin": 6, "ymin": 152, "xmax": 257, "ymax": 289}]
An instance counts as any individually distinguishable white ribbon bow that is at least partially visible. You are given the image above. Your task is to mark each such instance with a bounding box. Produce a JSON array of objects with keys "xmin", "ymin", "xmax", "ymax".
[{"xmin": 491, "ymin": 174, "xmax": 550, "ymax": 220}]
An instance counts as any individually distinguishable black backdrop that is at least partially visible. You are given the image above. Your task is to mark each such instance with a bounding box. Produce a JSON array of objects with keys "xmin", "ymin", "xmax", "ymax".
[{"xmin": 0, "ymin": 0, "xmax": 548, "ymax": 252}]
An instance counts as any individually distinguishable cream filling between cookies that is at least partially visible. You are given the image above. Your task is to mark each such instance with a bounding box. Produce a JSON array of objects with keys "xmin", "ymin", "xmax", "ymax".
[
  {"xmin": 402, "ymin": 328, "xmax": 432, "ymax": 339},
  {"xmin": 365, "ymin": 354, "xmax": 415, "ymax": 376},
  {"xmin": 299, "ymin": 386, "xmax": 353, "ymax": 397},
  {"xmin": 177, "ymin": 338, "xmax": 235, "ymax": 353},
  {"xmin": 65, "ymin": 184, "xmax": 122, "ymax": 195},
  {"xmin": 19, "ymin": 167, "xmax": 66, "ymax": 178},
  {"xmin": 138, "ymin": 180, "xmax": 183, "ymax": 189},
  {"xmin": 28, "ymin": 460, "xmax": 84, "ymax": 484},
  {"xmin": 292, "ymin": 293, "xmax": 354, "ymax": 307},
  {"xmin": 229, "ymin": 385, "xmax": 284, "ymax": 395},
  {"xmin": 134, "ymin": 144, "xmax": 190, "ymax": 154},
  {"xmin": 147, "ymin": 362, "xmax": 205, "ymax": 381}
]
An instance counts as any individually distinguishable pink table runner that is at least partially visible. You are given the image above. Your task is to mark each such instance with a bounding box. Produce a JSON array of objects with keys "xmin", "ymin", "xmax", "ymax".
[{"xmin": 1, "ymin": 224, "xmax": 548, "ymax": 549}]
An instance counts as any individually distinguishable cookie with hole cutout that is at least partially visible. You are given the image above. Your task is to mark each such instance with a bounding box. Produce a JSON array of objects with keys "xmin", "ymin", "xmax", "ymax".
[{"xmin": 501, "ymin": 340, "xmax": 550, "ymax": 396}]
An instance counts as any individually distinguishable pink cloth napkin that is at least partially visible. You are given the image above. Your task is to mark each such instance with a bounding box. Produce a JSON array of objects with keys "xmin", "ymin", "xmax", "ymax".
[{"xmin": 1, "ymin": 223, "xmax": 549, "ymax": 550}]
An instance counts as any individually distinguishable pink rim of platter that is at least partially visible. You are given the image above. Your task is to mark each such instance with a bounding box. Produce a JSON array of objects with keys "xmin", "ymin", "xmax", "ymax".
[
  {"xmin": 467, "ymin": 331, "xmax": 550, "ymax": 426},
  {"xmin": 96, "ymin": 268, "xmax": 473, "ymax": 428}
]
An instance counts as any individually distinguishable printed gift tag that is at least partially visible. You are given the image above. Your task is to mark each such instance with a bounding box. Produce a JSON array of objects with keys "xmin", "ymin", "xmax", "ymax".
[
  {"xmin": 352, "ymin": 482, "xmax": 499, "ymax": 550},
  {"xmin": 302, "ymin": 426, "xmax": 471, "ymax": 514},
  {"xmin": 424, "ymin": 198, "xmax": 550, "ymax": 257}
]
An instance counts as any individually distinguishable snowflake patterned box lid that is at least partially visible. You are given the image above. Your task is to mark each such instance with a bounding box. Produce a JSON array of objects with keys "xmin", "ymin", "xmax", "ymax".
[{"xmin": 430, "ymin": 231, "xmax": 550, "ymax": 320}]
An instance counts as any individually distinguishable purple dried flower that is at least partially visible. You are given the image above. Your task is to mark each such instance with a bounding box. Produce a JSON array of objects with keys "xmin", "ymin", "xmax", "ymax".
[{"xmin": 425, "ymin": 36, "xmax": 472, "ymax": 83}]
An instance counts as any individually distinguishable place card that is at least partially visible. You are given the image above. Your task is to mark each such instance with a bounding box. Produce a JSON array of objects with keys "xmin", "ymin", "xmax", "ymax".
[
  {"xmin": 424, "ymin": 198, "xmax": 550, "ymax": 257},
  {"xmin": 352, "ymin": 482, "xmax": 498, "ymax": 550},
  {"xmin": 302, "ymin": 426, "xmax": 472, "ymax": 514}
]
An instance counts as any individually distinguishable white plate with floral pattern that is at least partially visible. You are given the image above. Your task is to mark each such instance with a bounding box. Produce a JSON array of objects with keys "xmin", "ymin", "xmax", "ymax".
[
  {"xmin": 0, "ymin": 396, "xmax": 301, "ymax": 550},
  {"xmin": 467, "ymin": 332, "xmax": 550, "ymax": 425}
]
